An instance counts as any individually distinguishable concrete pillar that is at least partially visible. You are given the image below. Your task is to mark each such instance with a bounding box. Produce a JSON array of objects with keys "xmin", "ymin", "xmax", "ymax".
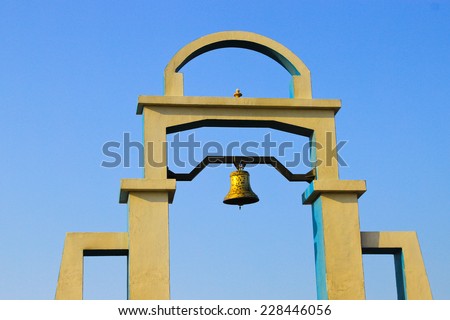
[
  {"xmin": 143, "ymin": 108, "xmax": 168, "ymax": 180},
  {"xmin": 303, "ymin": 180, "xmax": 367, "ymax": 299},
  {"xmin": 120, "ymin": 179, "xmax": 176, "ymax": 299}
]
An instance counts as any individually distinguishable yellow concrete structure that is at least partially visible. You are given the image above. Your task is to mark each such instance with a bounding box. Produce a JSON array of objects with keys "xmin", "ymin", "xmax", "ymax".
[
  {"xmin": 303, "ymin": 180, "xmax": 367, "ymax": 299},
  {"xmin": 361, "ymin": 232, "xmax": 432, "ymax": 299},
  {"xmin": 55, "ymin": 31, "xmax": 432, "ymax": 300},
  {"xmin": 120, "ymin": 179, "xmax": 176, "ymax": 299},
  {"xmin": 55, "ymin": 232, "xmax": 128, "ymax": 300}
]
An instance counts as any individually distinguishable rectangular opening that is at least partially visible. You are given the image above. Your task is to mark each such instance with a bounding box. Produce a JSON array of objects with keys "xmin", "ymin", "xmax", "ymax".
[
  {"xmin": 362, "ymin": 254, "xmax": 398, "ymax": 300},
  {"xmin": 83, "ymin": 256, "xmax": 128, "ymax": 300}
]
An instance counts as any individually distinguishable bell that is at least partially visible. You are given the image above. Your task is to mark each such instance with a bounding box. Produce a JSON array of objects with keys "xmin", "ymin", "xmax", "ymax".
[{"xmin": 223, "ymin": 166, "xmax": 259, "ymax": 208}]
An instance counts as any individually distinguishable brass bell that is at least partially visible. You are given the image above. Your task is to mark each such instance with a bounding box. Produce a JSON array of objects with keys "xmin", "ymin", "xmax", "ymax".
[{"xmin": 223, "ymin": 165, "xmax": 259, "ymax": 208}]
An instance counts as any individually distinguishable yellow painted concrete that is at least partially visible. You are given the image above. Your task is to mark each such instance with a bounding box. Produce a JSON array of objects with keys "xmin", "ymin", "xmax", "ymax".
[
  {"xmin": 55, "ymin": 232, "xmax": 128, "ymax": 300},
  {"xmin": 321, "ymin": 193, "xmax": 366, "ymax": 299},
  {"xmin": 303, "ymin": 181, "xmax": 367, "ymax": 299},
  {"xmin": 120, "ymin": 178, "xmax": 176, "ymax": 203},
  {"xmin": 361, "ymin": 231, "xmax": 432, "ymax": 299},
  {"xmin": 303, "ymin": 180, "xmax": 367, "ymax": 204},
  {"xmin": 55, "ymin": 31, "xmax": 432, "ymax": 301},
  {"xmin": 137, "ymin": 95, "xmax": 340, "ymax": 112},
  {"xmin": 127, "ymin": 192, "xmax": 171, "ymax": 299},
  {"xmin": 139, "ymin": 96, "xmax": 341, "ymax": 180},
  {"xmin": 143, "ymin": 107, "xmax": 169, "ymax": 180},
  {"xmin": 164, "ymin": 31, "xmax": 312, "ymax": 98}
]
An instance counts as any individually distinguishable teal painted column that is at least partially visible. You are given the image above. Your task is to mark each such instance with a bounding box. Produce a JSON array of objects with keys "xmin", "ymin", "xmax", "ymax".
[{"xmin": 311, "ymin": 197, "xmax": 328, "ymax": 299}]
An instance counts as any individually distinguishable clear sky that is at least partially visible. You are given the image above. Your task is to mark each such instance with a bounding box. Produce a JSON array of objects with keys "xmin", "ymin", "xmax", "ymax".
[{"xmin": 0, "ymin": 1, "xmax": 449, "ymax": 300}]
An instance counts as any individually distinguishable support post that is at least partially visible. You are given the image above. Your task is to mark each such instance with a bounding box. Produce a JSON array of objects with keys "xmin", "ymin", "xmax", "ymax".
[
  {"xmin": 303, "ymin": 180, "xmax": 367, "ymax": 299},
  {"xmin": 120, "ymin": 179, "xmax": 176, "ymax": 299}
]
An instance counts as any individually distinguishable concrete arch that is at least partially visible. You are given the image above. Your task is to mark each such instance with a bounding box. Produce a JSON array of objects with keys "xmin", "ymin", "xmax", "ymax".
[{"xmin": 164, "ymin": 31, "xmax": 312, "ymax": 98}]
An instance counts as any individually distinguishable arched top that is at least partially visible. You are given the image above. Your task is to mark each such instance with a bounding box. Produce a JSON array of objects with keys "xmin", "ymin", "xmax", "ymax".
[
  {"xmin": 164, "ymin": 31, "xmax": 312, "ymax": 98},
  {"xmin": 166, "ymin": 31, "xmax": 310, "ymax": 76}
]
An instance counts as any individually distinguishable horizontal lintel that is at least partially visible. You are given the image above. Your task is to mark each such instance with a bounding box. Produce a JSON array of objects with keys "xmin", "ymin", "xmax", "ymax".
[{"xmin": 137, "ymin": 95, "xmax": 341, "ymax": 115}]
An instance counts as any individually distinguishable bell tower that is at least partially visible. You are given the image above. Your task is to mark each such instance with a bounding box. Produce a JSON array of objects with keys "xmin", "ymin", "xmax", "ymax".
[{"xmin": 55, "ymin": 31, "xmax": 432, "ymax": 300}]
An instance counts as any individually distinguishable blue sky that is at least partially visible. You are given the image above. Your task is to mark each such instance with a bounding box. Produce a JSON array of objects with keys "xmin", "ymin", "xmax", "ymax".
[{"xmin": 0, "ymin": 1, "xmax": 449, "ymax": 299}]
